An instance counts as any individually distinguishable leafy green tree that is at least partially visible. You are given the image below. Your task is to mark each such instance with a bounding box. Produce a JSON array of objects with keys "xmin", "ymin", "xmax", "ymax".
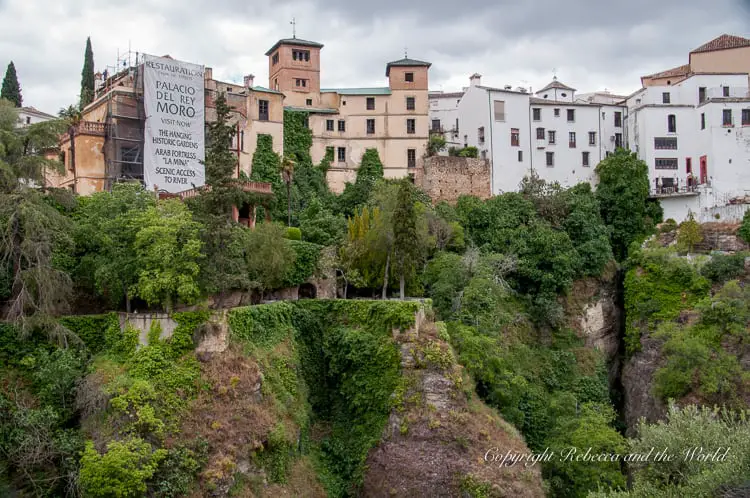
[
  {"xmin": 738, "ymin": 209, "xmax": 750, "ymax": 245},
  {"xmin": 337, "ymin": 148, "xmax": 384, "ymax": 217},
  {"xmin": 562, "ymin": 183, "xmax": 612, "ymax": 276},
  {"xmin": 299, "ymin": 196, "xmax": 346, "ymax": 246},
  {"xmin": 73, "ymin": 182, "xmax": 155, "ymax": 311},
  {"xmin": 244, "ymin": 222, "xmax": 296, "ymax": 297},
  {"xmin": 427, "ymin": 134, "xmax": 446, "ymax": 156},
  {"xmin": 132, "ymin": 200, "xmax": 204, "ymax": 311},
  {"xmin": 392, "ymin": 179, "xmax": 422, "ymax": 299},
  {"xmin": 339, "ymin": 205, "xmax": 383, "ymax": 295},
  {"xmin": 80, "ymin": 37, "xmax": 96, "ymax": 108},
  {"xmin": 543, "ymin": 403, "xmax": 627, "ymax": 497},
  {"xmin": 191, "ymin": 93, "xmax": 253, "ymax": 306},
  {"xmin": 1, "ymin": 62, "xmax": 22, "ymax": 107},
  {"xmin": 79, "ymin": 438, "xmax": 167, "ymax": 498},
  {"xmin": 0, "ymin": 100, "xmax": 73, "ymax": 342},
  {"xmin": 594, "ymin": 404, "xmax": 750, "ymax": 498},
  {"xmin": 676, "ymin": 211, "xmax": 703, "ymax": 254},
  {"xmin": 596, "ymin": 148, "xmax": 660, "ymax": 260}
]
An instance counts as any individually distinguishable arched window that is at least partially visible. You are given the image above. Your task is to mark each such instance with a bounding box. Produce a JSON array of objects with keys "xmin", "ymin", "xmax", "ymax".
[{"xmin": 668, "ymin": 114, "xmax": 677, "ymax": 133}]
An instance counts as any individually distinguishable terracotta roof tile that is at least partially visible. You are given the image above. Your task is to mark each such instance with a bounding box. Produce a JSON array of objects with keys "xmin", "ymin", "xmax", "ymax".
[
  {"xmin": 642, "ymin": 64, "xmax": 691, "ymax": 79},
  {"xmin": 691, "ymin": 34, "xmax": 750, "ymax": 54},
  {"xmin": 536, "ymin": 77, "xmax": 576, "ymax": 94}
]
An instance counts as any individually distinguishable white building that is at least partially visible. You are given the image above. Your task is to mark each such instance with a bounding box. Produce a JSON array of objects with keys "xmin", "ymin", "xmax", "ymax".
[
  {"xmin": 626, "ymin": 34, "xmax": 750, "ymax": 222},
  {"xmin": 16, "ymin": 106, "xmax": 56, "ymax": 127},
  {"xmin": 429, "ymin": 75, "xmax": 625, "ymax": 194}
]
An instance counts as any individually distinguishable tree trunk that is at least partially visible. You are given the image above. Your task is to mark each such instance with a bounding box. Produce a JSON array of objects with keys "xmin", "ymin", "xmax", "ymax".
[
  {"xmin": 400, "ymin": 272, "xmax": 405, "ymax": 300},
  {"xmin": 382, "ymin": 251, "xmax": 390, "ymax": 300},
  {"xmin": 287, "ymin": 182, "xmax": 291, "ymax": 226}
]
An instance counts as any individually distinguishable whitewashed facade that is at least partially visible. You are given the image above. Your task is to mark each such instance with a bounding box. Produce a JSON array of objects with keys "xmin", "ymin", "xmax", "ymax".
[
  {"xmin": 429, "ymin": 75, "xmax": 625, "ymax": 194},
  {"xmin": 626, "ymin": 73, "xmax": 750, "ymax": 221},
  {"xmin": 16, "ymin": 106, "xmax": 55, "ymax": 127}
]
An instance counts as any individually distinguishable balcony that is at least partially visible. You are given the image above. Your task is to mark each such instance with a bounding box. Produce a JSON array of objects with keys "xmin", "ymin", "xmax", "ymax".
[
  {"xmin": 536, "ymin": 139, "xmax": 546, "ymax": 149},
  {"xmin": 649, "ymin": 185, "xmax": 700, "ymax": 198}
]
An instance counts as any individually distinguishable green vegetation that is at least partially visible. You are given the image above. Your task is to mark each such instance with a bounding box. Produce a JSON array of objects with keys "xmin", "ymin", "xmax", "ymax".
[
  {"xmin": 79, "ymin": 37, "xmax": 95, "ymax": 108},
  {"xmin": 595, "ymin": 148, "xmax": 662, "ymax": 260},
  {"xmin": 1, "ymin": 62, "xmax": 22, "ymax": 107}
]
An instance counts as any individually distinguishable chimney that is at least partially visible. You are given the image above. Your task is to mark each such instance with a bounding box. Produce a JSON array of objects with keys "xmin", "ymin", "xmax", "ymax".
[
  {"xmin": 243, "ymin": 74, "xmax": 255, "ymax": 89},
  {"xmin": 205, "ymin": 67, "xmax": 213, "ymax": 81},
  {"xmin": 469, "ymin": 73, "xmax": 482, "ymax": 87}
]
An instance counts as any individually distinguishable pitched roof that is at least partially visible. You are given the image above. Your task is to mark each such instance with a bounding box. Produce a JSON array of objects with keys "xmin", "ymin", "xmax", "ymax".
[
  {"xmin": 536, "ymin": 77, "xmax": 576, "ymax": 94},
  {"xmin": 429, "ymin": 91, "xmax": 465, "ymax": 99},
  {"xmin": 321, "ymin": 87, "xmax": 392, "ymax": 95},
  {"xmin": 529, "ymin": 97, "xmax": 594, "ymax": 107},
  {"xmin": 385, "ymin": 57, "xmax": 431, "ymax": 76},
  {"xmin": 265, "ymin": 38, "xmax": 324, "ymax": 56},
  {"xmin": 642, "ymin": 63, "xmax": 691, "ymax": 80},
  {"xmin": 691, "ymin": 34, "xmax": 750, "ymax": 54},
  {"xmin": 19, "ymin": 106, "xmax": 56, "ymax": 119}
]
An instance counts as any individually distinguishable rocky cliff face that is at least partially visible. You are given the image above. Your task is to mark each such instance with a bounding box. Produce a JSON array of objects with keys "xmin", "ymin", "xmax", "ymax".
[
  {"xmin": 620, "ymin": 335, "xmax": 668, "ymax": 436},
  {"xmin": 363, "ymin": 320, "xmax": 546, "ymax": 498}
]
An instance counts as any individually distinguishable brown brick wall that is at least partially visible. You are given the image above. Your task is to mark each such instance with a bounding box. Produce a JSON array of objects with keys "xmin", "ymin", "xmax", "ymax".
[{"xmin": 416, "ymin": 156, "xmax": 491, "ymax": 204}]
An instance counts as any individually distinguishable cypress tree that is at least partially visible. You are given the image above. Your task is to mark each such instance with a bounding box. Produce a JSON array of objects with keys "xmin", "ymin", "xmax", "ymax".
[
  {"xmin": 392, "ymin": 178, "xmax": 420, "ymax": 299},
  {"xmin": 80, "ymin": 37, "xmax": 95, "ymax": 108},
  {"xmin": 1, "ymin": 61, "xmax": 22, "ymax": 107}
]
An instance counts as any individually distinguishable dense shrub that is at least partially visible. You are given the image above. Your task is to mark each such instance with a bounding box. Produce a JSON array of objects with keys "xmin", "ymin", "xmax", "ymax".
[{"xmin": 700, "ymin": 252, "xmax": 747, "ymax": 283}]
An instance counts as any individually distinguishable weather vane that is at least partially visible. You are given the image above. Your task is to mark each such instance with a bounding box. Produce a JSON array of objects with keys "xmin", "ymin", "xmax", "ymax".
[
  {"xmin": 404, "ymin": 46, "xmax": 408, "ymax": 58},
  {"xmin": 291, "ymin": 17, "xmax": 296, "ymax": 38}
]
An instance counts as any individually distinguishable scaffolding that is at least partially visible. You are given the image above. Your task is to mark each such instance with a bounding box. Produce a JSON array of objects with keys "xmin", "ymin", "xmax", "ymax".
[{"xmin": 102, "ymin": 53, "xmax": 145, "ymax": 191}]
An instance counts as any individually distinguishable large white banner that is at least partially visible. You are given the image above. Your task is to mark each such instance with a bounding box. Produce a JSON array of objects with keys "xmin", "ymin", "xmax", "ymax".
[{"xmin": 143, "ymin": 55, "xmax": 205, "ymax": 193}]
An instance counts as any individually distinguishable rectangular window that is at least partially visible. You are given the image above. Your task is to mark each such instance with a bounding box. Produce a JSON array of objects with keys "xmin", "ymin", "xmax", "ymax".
[
  {"xmin": 614, "ymin": 111, "xmax": 622, "ymax": 127},
  {"xmin": 306, "ymin": 98, "xmax": 312, "ymax": 106},
  {"xmin": 405, "ymin": 72, "xmax": 414, "ymax": 82},
  {"xmin": 655, "ymin": 158, "xmax": 678, "ymax": 170},
  {"xmin": 367, "ymin": 119, "xmax": 375, "ymax": 134},
  {"xmin": 554, "ymin": 108, "xmax": 560, "ymax": 117},
  {"xmin": 493, "ymin": 100, "xmax": 505, "ymax": 121},
  {"xmin": 667, "ymin": 114, "xmax": 677, "ymax": 133},
  {"xmin": 662, "ymin": 92, "xmax": 671, "ymax": 104},
  {"xmin": 258, "ymin": 99, "xmax": 269, "ymax": 121},
  {"xmin": 366, "ymin": 97, "xmax": 375, "ymax": 110},
  {"xmin": 615, "ymin": 133, "xmax": 623, "ymax": 148},
  {"xmin": 406, "ymin": 97, "xmax": 415, "ymax": 110},
  {"xmin": 654, "ymin": 137, "xmax": 678, "ymax": 149},
  {"xmin": 337, "ymin": 147, "xmax": 346, "ymax": 163},
  {"xmin": 546, "ymin": 151, "xmax": 554, "ymax": 167},
  {"xmin": 723, "ymin": 109, "xmax": 733, "ymax": 126},
  {"xmin": 536, "ymin": 127, "xmax": 545, "ymax": 140},
  {"xmin": 326, "ymin": 119, "xmax": 334, "ymax": 131},
  {"xmin": 588, "ymin": 131, "xmax": 596, "ymax": 145},
  {"xmin": 569, "ymin": 132, "xmax": 576, "ymax": 148},
  {"xmin": 407, "ymin": 149, "xmax": 416, "ymax": 168},
  {"xmin": 272, "ymin": 52, "xmax": 279, "ymax": 65},
  {"xmin": 567, "ymin": 109, "xmax": 575, "ymax": 122},
  {"xmin": 292, "ymin": 50, "xmax": 310, "ymax": 61},
  {"xmin": 431, "ymin": 119, "xmax": 441, "ymax": 131},
  {"xmin": 295, "ymin": 79, "xmax": 308, "ymax": 88},
  {"xmin": 743, "ymin": 109, "xmax": 750, "ymax": 126},
  {"xmin": 532, "ymin": 108, "xmax": 541, "ymax": 121},
  {"xmin": 510, "ymin": 128, "xmax": 519, "ymax": 147},
  {"xmin": 582, "ymin": 151, "xmax": 590, "ymax": 167},
  {"xmin": 698, "ymin": 87, "xmax": 706, "ymax": 103},
  {"xmin": 406, "ymin": 118, "xmax": 416, "ymax": 134},
  {"xmin": 548, "ymin": 130, "xmax": 556, "ymax": 144},
  {"xmin": 120, "ymin": 145, "xmax": 140, "ymax": 163},
  {"xmin": 478, "ymin": 126, "xmax": 485, "ymax": 144},
  {"xmin": 701, "ymin": 113, "xmax": 706, "ymax": 130},
  {"xmin": 723, "ymin": 86, "xmax": 730, "ymax": 97},
  {"xmin": 338, "ymin": 120, "xmax": 346, "ymax": 132},
  {"xmin": 518, "ymin": 150, "xmax": 523, "ymax": 162}
]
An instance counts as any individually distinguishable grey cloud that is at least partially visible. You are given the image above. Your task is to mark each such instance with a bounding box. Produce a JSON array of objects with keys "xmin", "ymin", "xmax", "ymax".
[{"xmin": 0, "ymin": 0, "xmax": 747, "ymax": 113}]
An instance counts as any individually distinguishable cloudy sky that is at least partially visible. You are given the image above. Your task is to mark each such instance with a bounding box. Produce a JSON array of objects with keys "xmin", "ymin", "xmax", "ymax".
[{"xmin": 1, "ymin": 0, "xmax": 749, "ymax": 113}]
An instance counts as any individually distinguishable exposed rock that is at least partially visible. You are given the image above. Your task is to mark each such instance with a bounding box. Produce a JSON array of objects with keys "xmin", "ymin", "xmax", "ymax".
[
  {"xmin": 363, "ymin": 321, "xmax": 545, "ymax": 498},
  {"xmin": 621, "ymin": 335, "xmax": 667, "ymax": 436},
  {"xmin": 195, "ymin": 315, "xmax": 229, "ymax": 354}
]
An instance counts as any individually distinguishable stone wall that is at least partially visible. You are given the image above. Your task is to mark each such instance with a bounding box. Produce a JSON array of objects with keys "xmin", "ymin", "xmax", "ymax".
[{"xmin": 415, "ymin": 156, "xmax": 491, "ymax": 204}]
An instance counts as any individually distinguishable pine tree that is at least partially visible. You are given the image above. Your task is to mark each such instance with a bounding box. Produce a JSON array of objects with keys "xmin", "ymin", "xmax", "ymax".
[
  {"xmin": 392, "ymin": 179, "xmax": 420, "ymax": 299},
  {"xmin": 79, "ymin": 37, "xmax": 95, "ymax": 108},
  {"xmin": 1, "ymin": 61, "xmax": 22, "ymax": 107}
]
